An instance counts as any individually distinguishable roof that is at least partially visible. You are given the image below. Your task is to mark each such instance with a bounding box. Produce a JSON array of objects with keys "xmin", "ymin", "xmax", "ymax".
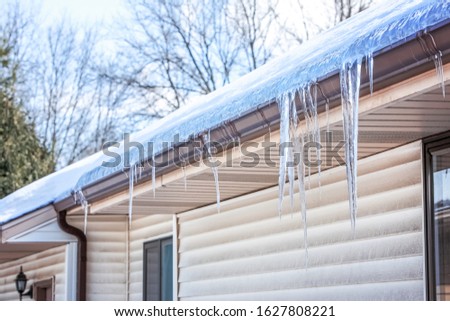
[{"xmin": 1, "ymin": 0, "xmax": 449, "ymax": 224}]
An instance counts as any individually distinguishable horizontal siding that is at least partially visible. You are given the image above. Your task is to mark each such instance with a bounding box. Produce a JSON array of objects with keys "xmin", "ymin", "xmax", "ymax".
[
  {"xmin": 177, "ymin": 141, "xmax": 425, "ymax": 300},
  {"xmin": 188, "ymin": 280, "xmax": 424, "ymax": 301},
  {"xmin": 129, "ymin": 214, "xmax": 173, "ymax": 301},
  {"xmin": 0, "ymin": 245, "xmax": 66, "ymax": 301},
  {"xmin": 67, "ymin": 215, "xmax": 127, "ymax": 301}
]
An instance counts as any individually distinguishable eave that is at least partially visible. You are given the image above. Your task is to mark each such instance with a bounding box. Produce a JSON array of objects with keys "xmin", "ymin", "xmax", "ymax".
[{"xmin": 61, "ymin": 21, "xmax": 450, "ymax": 216}]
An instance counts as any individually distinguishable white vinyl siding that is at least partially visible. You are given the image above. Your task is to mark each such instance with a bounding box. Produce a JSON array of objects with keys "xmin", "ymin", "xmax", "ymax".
[
  {"xmin": 0, "ymin": 245, "xmax": 67, "ymax": 301},
  {"xmin": 67, "ymin": 215, "xmax": 127, "ymax": 301},
  {"xmin": 129, "ymin": 214, "xmax": 173, "ymax": 301},
  {"xmin": 177, "ymin": 141, "xmax": 424, "ymax": 300},
  {"xmin": 67, "ymin": 213, "xmax": 173, "ymax": 301}
]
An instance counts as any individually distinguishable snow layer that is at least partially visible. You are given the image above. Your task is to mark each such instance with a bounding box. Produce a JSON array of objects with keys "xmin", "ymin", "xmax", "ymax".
[
  {"xmin": 0, "ymin": 152, "xmax": 106, "ymax": 224},
  {"xmin": 1, "ymin": 0, "xmax": 449, "ymax": 224}
]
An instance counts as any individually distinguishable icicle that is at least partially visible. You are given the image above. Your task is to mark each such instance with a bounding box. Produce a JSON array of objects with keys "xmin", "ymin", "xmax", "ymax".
[
  {"xmin": 289, "ymin": 92, "xmax": 299, "ymax": 216},
  {"xmin": 433, "ymin": 51, "xmax": 445, "ymax": 98},
  {"xmin": 304, "ymin": 85, "xmax": 320, "ymax": 191},
  {"xmin": 287, "ymin": 93, "xmax": 296, "ymax": 212},
  {"xmin": 277, "ymin": 93, "xmax": 290, "ymax": 218},
  {"xmin": 77, "ymin": 190, "xmax": 89, "ymax": 235},
  {"xmin": 297, "ymin": 131, "xmax": 308, "ymax": 267},
  {"xmin": 204, "ymin": 131, "xmax": 221, "ymax": 213},
  {"xmin": 288, "ymin": 142, "xmax": 295, "ymax": 211},
  {"xmin": 134, "ymin": 163, "xmax": 138, "ymax": 183},
  {"xmin": 290, "ymin": 93, "xmax": 308, "ymax": 265},
  {"xmin": 340, "ymin": 58, "xmax": 362, "ymax": 233},
  {"xmin": 298, "ymin": 88, "xmax": 312, "ymax": 192},
  {"xmin": 290, "ymin": 93, "xmax": 299, "ymax": 151},
  {"xmin": 300, "ymin": 134, "xmax": 308, "ymax": 268},
  {"xmin": 128, "ymin": 165, "xmax": 135, "ymax": 226},
  {"xmin": 311, "ymin": 84, "xmax": 322, "ymax": 189},
  {"xmin": 179, "ymin": 150, "xmax": 188, "ymax": 191},
  {"xmin": 367, "ymin": 52, "xmax": 374, "ymax": 95},
  {"xmin": 325, "ymin": 100, "xmax": 330, "ymax": 133},
  {"xmin": 151, "ymin": 155, "xmax": 156, "ymax": 198},
  {"xmin": 139, "ymin": 165, "xmax": 143, "ymax": 180},
  {"xmin": 306, "ymin": 86, "xmax": 320, "ymax": 154},
  {"xmin": 300, "ymin": 88, "xmax": 312, "ymax": 139},
  {"xmin": 211, "ymin": 165, "xmax": 220, "ymax": 213},
  {"xmin": 325, "ymin": 98, "xmax": 330, "ymax": 193},
  {"xmin": 237, "ymin": 136, "xmax": 242, "ymax": 160}
]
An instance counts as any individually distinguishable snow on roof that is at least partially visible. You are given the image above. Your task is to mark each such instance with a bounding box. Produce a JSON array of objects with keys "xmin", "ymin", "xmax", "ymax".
[
  {"xmin": 1, "ymin": 0, "xmax": 449, "ymax": 224},
  {"xmin": 0, "ymin": 151, "xmax": 105, "ymax": 224}
]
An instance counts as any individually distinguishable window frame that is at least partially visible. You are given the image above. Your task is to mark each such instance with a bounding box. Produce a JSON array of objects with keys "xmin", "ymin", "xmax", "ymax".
[
  {"xmin": 33, "ymin": 276, "xmax": 55, "ymax": 301},
  {"xmin": 423, "ymin": 131, "xmax": 450, "ymax": 300},
  {"xmin": 142, "ymin": 236, "xmax": 173, "ymax": 301}
]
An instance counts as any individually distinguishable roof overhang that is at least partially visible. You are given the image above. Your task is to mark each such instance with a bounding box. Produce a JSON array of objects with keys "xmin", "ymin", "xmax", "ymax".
[
  {"xmin": 1, "ymin": 205, "xmax": 58, "ymax": 242},
  {"xmin": 62, "ymin": 20, "xmax": 450, "ymax": 217},
  {"xmin": 67, "ymin": 65, "xmax": 450, "ymax": 217},
  {"xmin": 0, "ymin": 206, "xmax": 75, "ymax": 264}
]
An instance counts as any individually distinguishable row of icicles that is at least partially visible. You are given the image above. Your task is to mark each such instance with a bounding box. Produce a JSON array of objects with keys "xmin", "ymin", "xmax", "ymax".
[
  {"xmin": 276, "ymin": 57, "xmax": 362, "ymax": 266},
  {"xmin": 76, "ymin": 51, "xmax": 445, "ymax": 267}
]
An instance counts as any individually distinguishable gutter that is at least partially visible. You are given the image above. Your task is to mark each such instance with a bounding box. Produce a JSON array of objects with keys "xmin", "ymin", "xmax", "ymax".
[
  {"xmin": 56, "ymin": 210, "xmax": 87, "ymax": 301},
  {"xmin": 54, "ymin": 20, "xmax": 450, "ymax": 213}
]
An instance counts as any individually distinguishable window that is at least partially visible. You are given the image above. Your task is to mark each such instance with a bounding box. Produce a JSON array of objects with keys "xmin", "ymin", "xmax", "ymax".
[
  {"xmin": 424, "ymin": 134, "xmax": 450, "ymax": 300},
  {"xmin": 33, "ymin": 277, "xmax": 54, "ymax": 301},
  {"xmin": 143, "ymin": 237, "xmax": 173, "ymax": 301}
]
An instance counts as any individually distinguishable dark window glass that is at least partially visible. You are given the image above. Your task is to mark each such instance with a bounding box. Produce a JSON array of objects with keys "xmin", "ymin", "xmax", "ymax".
[
  {"xmin": 160, "ymin": 238, "xmax": 173, "ymax": 301},
  {"xmin": 425, "ymin": 136, "xmax": 450, "ymax": 300},
  {"xmin": 143, "ymin": 237, "xmax": 173, "ymax": 301}
]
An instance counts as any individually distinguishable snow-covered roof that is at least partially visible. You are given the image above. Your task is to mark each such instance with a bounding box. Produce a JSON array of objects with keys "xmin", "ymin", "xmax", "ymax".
[{"xmin": 1, "ymin": 0, "xmax": 449, "ymax": 225}]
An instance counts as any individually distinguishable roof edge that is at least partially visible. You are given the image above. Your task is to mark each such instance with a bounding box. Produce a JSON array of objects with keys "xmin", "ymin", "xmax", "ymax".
[{"xmin": 53, "ymin": 20, "xmax": 450, "ymax": 214}]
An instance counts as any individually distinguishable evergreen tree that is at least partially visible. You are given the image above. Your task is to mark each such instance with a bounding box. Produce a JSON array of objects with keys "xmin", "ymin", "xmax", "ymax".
[{"xmin": 0, "ymin": 37, "xmax": 54, "ymax": 198}]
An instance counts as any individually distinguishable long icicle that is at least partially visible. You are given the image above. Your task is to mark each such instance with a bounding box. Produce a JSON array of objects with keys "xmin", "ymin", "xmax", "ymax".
[
  {"xmin": 128, "ymin": 164, "xmax": 136, "ymax": 226},
  {"xmin": 180, "ymin": 150, "xmax": 188, "ymax": 191},
  {"xmin": 277, "ymin": 93, "xmax": 290, "ymax": 218},
  {"xmin": 301, "ymin": 87, "xmax": 313, "ymax": 191},
  {"xmin": 298, "ymin": 131, "xmax": 308, "ymax": 267},
  {"xmin": 152, "ymin": 155, "xmax": 156, "ymax": 198},
  {"xmin": 308, "ymin": 83, "xmax": 321, "ymax": 191},
  {"xmin": 288, "ymin": 144, "xmax": 295, "ymax": 212},
  {"xmin": 204, "ymin": 131, "xmax": 221, "ymax": 213},
  {"xmin": 287, "ymin": 92, "xmax": 295, "ymax": 213},
  {"xmin": 367, "ymin": 52, "xmax": 374, "ymax": 95},
  {"xmin": 433, "ymin": 51, "xmax": 445, "ymax": 98},
  {"xmin": 211, "ymin": 165, "xmax": 220, "ymax": 213},
  {"xmin": 340, "ymin": 58, "xmax": 362, "ymax": 233},
  {"xmin": 296, "ymin": 89, "xmax": 308, "ymax": 266},
  {"xmin": 78, "ymin": 191, "xmax": 89, "ymax": 235}
]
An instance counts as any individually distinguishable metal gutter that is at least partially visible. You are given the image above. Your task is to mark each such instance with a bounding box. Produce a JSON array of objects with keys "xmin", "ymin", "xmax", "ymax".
[
  {"xmin": 54, "ymin": 20, "xmax": 450, "ymax": 213},
  {"xmin": 56, "ymin": 210, "xmax": 86, "ymax": 301}
]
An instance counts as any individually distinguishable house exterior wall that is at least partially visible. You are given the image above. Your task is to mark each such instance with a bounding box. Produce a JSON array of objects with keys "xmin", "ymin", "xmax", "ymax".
[
  {"xmin": 176, "ymin": 141, "xmax": 425, "ymax": 300},
  {"xmin": 66, "ymin": 213, "xmax": 173, "ymax": 301},
  {"xmin": 129, "ymin": 214, "xmax": 173, "ymax": 301},
  {"xmin": 67, "ymin": 215, "xmax": 127, "ymax": 301},
  {"xmin": 0, "ymin": 245, "xmax": 67, "ymax": 301}
]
